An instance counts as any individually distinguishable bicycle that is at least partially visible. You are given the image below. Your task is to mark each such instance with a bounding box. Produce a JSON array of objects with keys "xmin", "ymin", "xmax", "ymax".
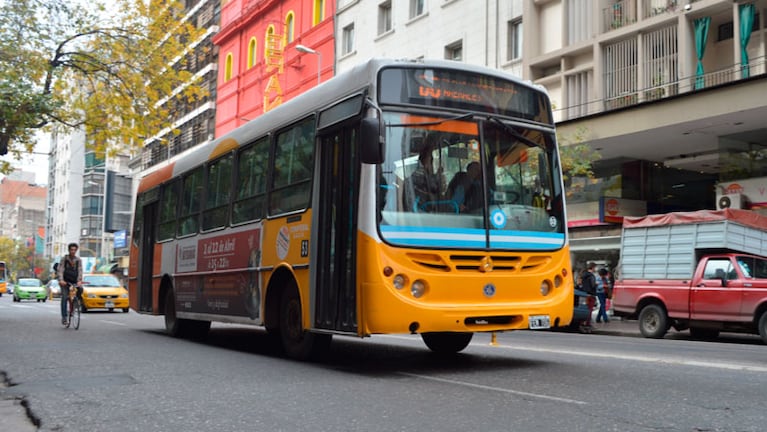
[{"xmin": 63, "ymin": 283, "xmax": 82, "ymax": 330}]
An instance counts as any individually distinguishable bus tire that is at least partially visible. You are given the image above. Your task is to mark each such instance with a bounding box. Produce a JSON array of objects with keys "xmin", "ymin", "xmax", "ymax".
[
  {"xmin": 638, "ymin": 304, "xmax": 668, "ymax": 339},
  {"xmin": 164, "ymin": 289, "xmax": 211, "ymax": 339},
  {"xmin": 421, "ymin": 332, "xmax": 473, "ymax": 353},
  {"xmin": 279, "ymin": 283, "xmax": 331, "ymax": 360}
]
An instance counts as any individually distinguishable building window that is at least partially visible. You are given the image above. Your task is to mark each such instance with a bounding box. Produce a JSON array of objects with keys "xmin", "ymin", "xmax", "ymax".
[
  {"xmin": 247, "ymin": 38, "xmax": 257, "ymax": 69},
  {"xmin": 603, "ymin": 38, "xmax": 638, "ymax": 109},
  {"xmin": 409, "ymin": 0, "xmax": 425, "ymax": 19},
  {"xmin": 342, "ymin": 23, "xmax": 355, "ymax": 55},
  {"xmin": 718, "ymin": 15, "xmax": 759, "ymax": 41},
  {"xmin": 378, "ymin": 1, "xmax": 392, "ymax": 35},
  {"xmin": 313, "ymin": 0, "xmax": 325, "ymax": 26},
  {"xmin": 224, "ymin": 53, "xmax": 233, "ymax": 81},
  {"xmin": 285, "ymin": 12, "xmax": 295, "ymax": 44},
  {"xmin": 508, "ymin": 18, "xmax": 522, "ymax": 61},
  {"xmin": 264, "ymin": 25, "xmax": 275, "ymax": 63},
  {"xmin": 445, "ymin": 40, "xmax": 462, "ymax": 61},
  {"xmin": 565, "ymin": 71, "xmax": 592, "ymax": 119}
]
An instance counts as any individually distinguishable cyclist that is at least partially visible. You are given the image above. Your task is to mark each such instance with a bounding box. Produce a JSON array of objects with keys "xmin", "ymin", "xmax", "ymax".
[{"xmin": 57, "ymin": 242, "xmax": 83, "ymax": 326}]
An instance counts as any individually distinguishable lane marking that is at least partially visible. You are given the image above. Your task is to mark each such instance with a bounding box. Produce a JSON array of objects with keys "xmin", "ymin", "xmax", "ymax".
[
  {"xmin": 496, "ymin": 344, "xmax": 767, "ymax": 373},
  {"xmin": 99, "ymin": 320, "xmax": 127, "ymax": 326},
  {"xmin": 398, "ymin": 372, "xmax": 586, "ymax": 405},
  {"xmin": 381, "ymin": 335, "xmax": 767, "ymax": 373}
]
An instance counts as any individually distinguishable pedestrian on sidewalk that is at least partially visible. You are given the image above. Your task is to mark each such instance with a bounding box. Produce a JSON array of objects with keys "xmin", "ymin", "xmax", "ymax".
[
  {"xmin": 580, "ymin": 262, "xmax": 598, "ymax": 330},
  {"xmin": 596, "ymin": 268, "xmax": 610, "ymax": 323}
]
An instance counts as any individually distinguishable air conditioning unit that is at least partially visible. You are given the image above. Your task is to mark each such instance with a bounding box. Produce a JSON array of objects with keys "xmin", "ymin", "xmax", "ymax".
[{"xmin": 716, "ymin": 193, "xmax": 744, "ymax": 210}]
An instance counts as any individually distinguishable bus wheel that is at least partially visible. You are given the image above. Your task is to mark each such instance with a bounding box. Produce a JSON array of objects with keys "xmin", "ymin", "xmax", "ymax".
[
  {"xmin": 164, "ymin": 289, "xmax": 183, "ymax": 337},
  {"xmin": 279, "ymin": 284, "xmax": 331, "ymax": 360},
  {"xmin": 421, "ymin": 332, "xmax": 473, "ymax": 354},
  {"xmin": 638, "ymin": 304, "xmax": 668, "ymax": 339},
  {"xmin": 164, "ymin": 289, "xmax": 210, "ymax": 339}
]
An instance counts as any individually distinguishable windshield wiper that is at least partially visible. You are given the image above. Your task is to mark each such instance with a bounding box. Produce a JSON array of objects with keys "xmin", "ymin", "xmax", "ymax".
[{"xmin": 486, "ymin": 115, "xmax": 541, "ymax": 149}]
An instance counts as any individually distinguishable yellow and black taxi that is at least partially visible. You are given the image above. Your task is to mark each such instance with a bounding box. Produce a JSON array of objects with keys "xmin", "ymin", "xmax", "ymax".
[
  {"xmin": 13, "ymin": 278, "xmax": 48, "ymax": 302},
  {"xmin": 81, "ymin": 274, "xmax": 129, "ymax": 312}
]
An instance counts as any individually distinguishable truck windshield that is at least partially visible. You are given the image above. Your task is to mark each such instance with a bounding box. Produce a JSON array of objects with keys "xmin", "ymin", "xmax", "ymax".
[{"xmin": 377, "ymin": 111, "xmax": 565, "ymax": 250}]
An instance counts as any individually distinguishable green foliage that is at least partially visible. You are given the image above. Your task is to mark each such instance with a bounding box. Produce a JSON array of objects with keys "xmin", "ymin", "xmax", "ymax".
[
  {"xmin": 0, "ymin": 237, "xmax": 52, "ymax": 281},
  {"xmin": 0, "ymin": 0, "xmax": 207, "ymax": 163},
  {"xmin": 557, "ymin": 126, "xmax": 601, "ymax": 182}
]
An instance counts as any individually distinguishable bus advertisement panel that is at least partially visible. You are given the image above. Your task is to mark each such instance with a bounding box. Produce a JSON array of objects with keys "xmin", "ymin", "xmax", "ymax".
[{"xmin": 129, "ymin": 59, "xmax": 572, "ymax": 359}]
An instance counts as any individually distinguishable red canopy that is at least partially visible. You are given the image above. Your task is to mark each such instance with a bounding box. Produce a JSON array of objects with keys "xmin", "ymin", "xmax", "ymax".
[{"xmin": 622, "ymin": 209, "xmax": 767, "ymax": 231}]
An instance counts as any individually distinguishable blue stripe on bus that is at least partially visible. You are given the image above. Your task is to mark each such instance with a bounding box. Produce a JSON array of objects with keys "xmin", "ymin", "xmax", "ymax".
[{"xmin": 380, "ymin": 226, "xmax": 565, "ymax": 249}]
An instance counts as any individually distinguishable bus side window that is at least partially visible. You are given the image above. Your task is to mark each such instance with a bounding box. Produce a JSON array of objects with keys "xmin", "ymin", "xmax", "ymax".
[
  {"xmin": 158, "ymin": 180, "xmax": 180, "ymax": 241},
  {"xmin": 270, "ymin": 117, "xmax": 315, "ymax": 214},
  {"xmin": 179, "ymin": 167, "xmax": 203, "ymax": 236},
  {"xmin": 233, "ymin": 137, "xmax": 269, "ymax": 224},
  {"xmin": 202, "ymin": 154, "xmax": 233, "ymax": 231}
]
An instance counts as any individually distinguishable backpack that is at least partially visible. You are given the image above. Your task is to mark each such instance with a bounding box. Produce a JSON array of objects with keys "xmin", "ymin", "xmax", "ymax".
[{"xmin": 581, "ymin": 270, "xmax": 597, "ymax": 295}]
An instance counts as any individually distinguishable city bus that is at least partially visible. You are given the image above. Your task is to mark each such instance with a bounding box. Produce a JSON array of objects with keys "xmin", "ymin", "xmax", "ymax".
[
  {"xmin": 0, "ymin": 261, "xmax": 7, "ymax": 296},
  {"xmin": 128, "ymin": 58, "xmax": 573, "ymax": 359}
]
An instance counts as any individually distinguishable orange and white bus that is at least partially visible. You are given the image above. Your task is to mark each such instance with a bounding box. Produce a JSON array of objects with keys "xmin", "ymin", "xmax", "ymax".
[
  {"xmin": 0, "ymin": 261, "xmax": 7, "ymax": 296},
  {"xmin": 129, "ymin": 58, "xmax": 573, "ymax": 359}
]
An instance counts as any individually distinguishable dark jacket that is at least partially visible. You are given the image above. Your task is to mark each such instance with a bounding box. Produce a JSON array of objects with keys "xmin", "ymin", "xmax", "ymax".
[{"xmin": 580, "ymin": 270, "xmax": 597, "ymax": 295}]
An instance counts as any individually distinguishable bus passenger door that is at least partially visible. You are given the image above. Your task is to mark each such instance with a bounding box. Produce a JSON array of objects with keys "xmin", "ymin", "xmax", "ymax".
[
  {"xmin": 138, "ymin": 202, "xmax": 158, "ymax": 312},
  {"xmin": 313, "ymin": 126, "xmax": 359, "ymax": 333}
]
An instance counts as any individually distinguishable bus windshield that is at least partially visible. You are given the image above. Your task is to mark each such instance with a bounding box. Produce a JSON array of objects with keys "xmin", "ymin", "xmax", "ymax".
[{"xmin": 378, "ymin": 112, "xmax": 565, "ymax": 250}]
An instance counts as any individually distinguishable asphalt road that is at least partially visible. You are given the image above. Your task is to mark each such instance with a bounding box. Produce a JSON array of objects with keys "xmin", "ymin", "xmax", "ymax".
[{"xmin": 1, "ymin": 295, "xmax": 765, "ymax": 431}]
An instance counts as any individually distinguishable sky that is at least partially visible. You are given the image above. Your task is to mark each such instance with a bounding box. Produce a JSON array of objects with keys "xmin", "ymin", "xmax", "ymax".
[{"xmin": 1, "ymin": 132, "xmax": 51, "ymax": 185}]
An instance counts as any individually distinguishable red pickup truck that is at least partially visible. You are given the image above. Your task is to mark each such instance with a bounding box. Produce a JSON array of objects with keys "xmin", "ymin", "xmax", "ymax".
[{"xmin": 612, "ymin": 210, "xmax": 767, "ymax": 343}]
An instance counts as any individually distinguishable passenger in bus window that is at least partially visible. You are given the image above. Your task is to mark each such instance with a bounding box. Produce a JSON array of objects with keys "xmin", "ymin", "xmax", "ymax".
[
  {"xmin": 410, "ymin": 136, "xmax": 445, "ymax": 210},
  {"xmin": 448, "ymin": 161, "xmax": 481, "ymax": 212}
]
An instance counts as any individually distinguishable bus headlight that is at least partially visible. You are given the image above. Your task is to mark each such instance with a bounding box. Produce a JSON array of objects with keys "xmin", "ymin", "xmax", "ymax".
[
  {"xmin": 540, "ymin": 280, "xmax": 552, "ymax": 296},
  {"xmin": 554, "ymin": 274, "xmax": 563, "ymax": 288},
  {"xmin": 393, "ymin": 274, "xmax": 407, "ymax": 290},
  {"xmin": 411, "ymin": 280, "xmax": 426, "ymax": 298}
]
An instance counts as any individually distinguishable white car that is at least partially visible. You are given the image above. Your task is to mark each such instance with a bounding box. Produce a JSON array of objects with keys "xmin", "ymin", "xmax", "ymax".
[{"xmin": 47, "ymin": 279, "xmax": 61, "ymax": 298}]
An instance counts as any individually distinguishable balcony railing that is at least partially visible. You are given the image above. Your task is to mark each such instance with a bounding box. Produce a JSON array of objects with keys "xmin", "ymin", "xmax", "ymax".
[
  {"xmin": 555, "ymin": 56, "xmax": 766, "ymax": 121},
  {"xmin": 603, "ymin": 0, "xmax": 637, "ymax": 31},
  {"xmin": 644, "ymin": 0, "xmax": 678, "ymax": 19}
]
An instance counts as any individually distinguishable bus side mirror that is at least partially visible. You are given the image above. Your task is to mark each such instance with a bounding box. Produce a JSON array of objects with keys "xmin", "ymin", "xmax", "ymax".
[{"xmin": 361, "ymin": 117, "xmax": 384, "ymax": 164}]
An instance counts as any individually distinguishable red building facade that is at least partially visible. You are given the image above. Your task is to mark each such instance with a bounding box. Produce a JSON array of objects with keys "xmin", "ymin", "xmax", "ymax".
[{"xmin": 213, "ymin": 0, "xmax": 336, "ymax": 137}]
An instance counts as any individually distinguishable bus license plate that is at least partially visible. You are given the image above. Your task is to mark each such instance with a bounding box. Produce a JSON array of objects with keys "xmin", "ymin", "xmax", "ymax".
[
  {"xmin": 105, "ymin": 301, "xmax": 114, "ymax": 308},
  {"xmin": 528, "ymin": 315, "xmax": 550, "ymax": 329}
]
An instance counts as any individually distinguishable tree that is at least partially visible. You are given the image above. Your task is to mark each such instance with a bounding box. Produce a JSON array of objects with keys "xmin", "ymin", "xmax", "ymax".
[
  {"xmin": 0, "ymin": 0, "xmax": 207, "ymax": 165},
  {"xmin": 557, "ymin": 126, "xmax": 601, "ymax": 185}
]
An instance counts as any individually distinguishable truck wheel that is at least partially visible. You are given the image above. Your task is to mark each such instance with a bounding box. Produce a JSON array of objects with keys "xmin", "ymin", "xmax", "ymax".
[
  {"xmin": 638, "ymin": 304, "xmax": 668, "ymax": 339},
  {"xmin": 758, "ymin": 312, "xmax": 767, "ymax": 345}
]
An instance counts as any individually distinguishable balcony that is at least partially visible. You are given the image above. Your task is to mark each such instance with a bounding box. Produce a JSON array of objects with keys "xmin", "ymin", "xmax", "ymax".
[
  {"xmin": 644, "ymin": 0, "xmax": 678, "ymax": 19},
  {"xmin": 603, "ymin": 0, "xmax": 637, "ymax": 31},
  {"xmin": 556, "ymin": 56, "xmax": 766, "ymax": 121}
]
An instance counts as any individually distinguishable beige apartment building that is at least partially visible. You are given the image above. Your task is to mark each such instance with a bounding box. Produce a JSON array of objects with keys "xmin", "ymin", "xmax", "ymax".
[{"xmin": 523, "ymin": 0, "xmax": 767, "ymax": 266}]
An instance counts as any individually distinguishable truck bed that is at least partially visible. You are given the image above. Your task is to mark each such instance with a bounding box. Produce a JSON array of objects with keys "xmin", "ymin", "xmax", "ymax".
[{"xmin": 619, "ymin": 209, "xmax": 767, "ymax": 280}]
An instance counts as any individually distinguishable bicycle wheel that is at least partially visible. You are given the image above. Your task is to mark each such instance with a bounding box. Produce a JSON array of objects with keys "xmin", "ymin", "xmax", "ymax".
[
  {"xmin": 65, "ymin": 297, "xmax": 73, "ymax": 328},
  {"xmin": 71, "ymin": 298, "xmax": 81, "ymax": 330}
]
